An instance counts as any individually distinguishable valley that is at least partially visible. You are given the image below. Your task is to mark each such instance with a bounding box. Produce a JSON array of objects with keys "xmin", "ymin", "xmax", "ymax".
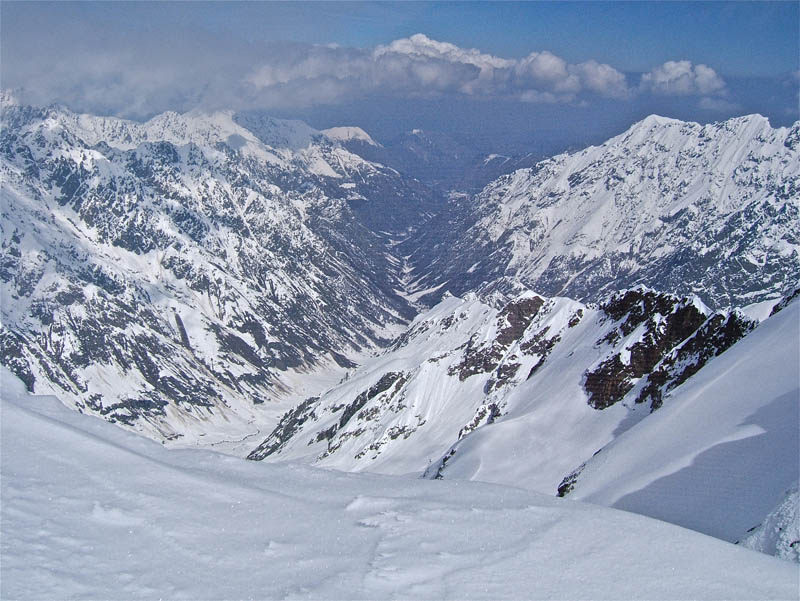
[{"xmin": 1, "ymin": 93, "xmax": 798, "ymax": 598}]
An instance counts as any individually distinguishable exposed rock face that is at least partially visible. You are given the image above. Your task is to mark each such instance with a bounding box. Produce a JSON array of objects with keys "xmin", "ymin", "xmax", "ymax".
[
  {"xmin": 245, "ymin": 397, "xmax": 319, "ymax": 461},
  {"xmin": 583, "ymin": 289, "xmax": 757, "ymax": 411},
  {"xmin": 584, "ymin": 289, "xmax": 708, "ymax": 410},
  {"xmin": 248, "ymin": 371, "xmax": 414, "ymax": 462},
  {"xmin": 634, "ymin": 311, "xmax": 757, "ymax": 411},
  {"xmin": 557, "ymin": 463, "xmax": 587, "ymax": 497},
  {"xmin": 449, "ymin": 296, "xmax": 544, "ymax": 382}
]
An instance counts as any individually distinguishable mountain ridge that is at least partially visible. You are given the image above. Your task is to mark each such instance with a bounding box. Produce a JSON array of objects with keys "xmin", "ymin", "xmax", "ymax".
[
  {"xmin": 405, "ymin": 112, "xmax": 800, "ymax": 309},
  {"xmin": 0, "ymin": 98, "xmax": 441, "ymax": 445},
  {"xmin": 2, "ymin": 99, "xmax": 797, "ymax": 454}
]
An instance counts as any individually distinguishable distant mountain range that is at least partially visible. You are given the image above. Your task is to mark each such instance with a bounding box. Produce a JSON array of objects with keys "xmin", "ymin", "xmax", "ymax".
[
  {"xmin": 0, "ymin": 95, "xmax": 442, "ymax": 443},
  {"xmin": 405, "ymin": 114, "xmax": 800, "ymax": 309}
]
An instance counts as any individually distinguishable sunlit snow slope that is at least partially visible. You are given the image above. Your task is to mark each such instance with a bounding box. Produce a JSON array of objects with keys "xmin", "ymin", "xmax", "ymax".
[
  {"xmin": 2, "ymin": 369, "xmax": 797, "ymax": 601},
  {"xmin": 249, "ymin": 287, "xmax": 759, "ymax": 491},
  {"xmin": 566, "ymin": 295, "xmax": 799, "ymax": 551}
]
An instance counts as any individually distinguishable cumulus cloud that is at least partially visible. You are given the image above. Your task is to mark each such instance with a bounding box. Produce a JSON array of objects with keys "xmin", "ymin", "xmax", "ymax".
[
  {"xmin": 640, "ymin": 60, "xmax": 727, "ymax": 96},
  {"xmin": 243, "ymin": 34, "xmax": 630, "ymax": 105},
  {"xmin": 570, "ymin": 60, "xmax": 631, "ymax": 98},
  {"xmin": 4, "ymin": 27, "xmax": 735, "ymax": 118}
]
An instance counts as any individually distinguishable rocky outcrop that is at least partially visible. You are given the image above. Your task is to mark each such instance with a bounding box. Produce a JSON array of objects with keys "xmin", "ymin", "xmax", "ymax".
[
  {"xmin": 634, "ymin": 311, "xmax": 757, "ymax": 411},
  {"xmin": 584, "ymin": 289, "xmax": 708, "ymax": 410},
  {"xmin": 246, "ymin": 397, "xmax": 319, "ymax": 461},
  {"xmin": 449, "ymin": 296, "xmax": 544, "ymax": 381}
]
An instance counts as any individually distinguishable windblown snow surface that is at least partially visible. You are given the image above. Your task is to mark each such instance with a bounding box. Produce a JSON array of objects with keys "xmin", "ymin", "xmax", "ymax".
[
  {"xmin": 569, "ymin": 297, "xmax": 800, "ymax": 552},
  {"xmin": 2, "ymin": 369, "xmax": 797, "ymax": 600}
]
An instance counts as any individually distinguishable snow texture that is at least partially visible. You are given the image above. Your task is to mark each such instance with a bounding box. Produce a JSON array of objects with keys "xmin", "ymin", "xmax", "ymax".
[{"xmin": 2, "ymin": 368, "xmax": 797, "ymax": 601}]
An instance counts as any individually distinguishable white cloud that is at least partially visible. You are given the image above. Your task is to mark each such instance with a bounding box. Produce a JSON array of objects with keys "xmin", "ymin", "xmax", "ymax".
[
  {"xmin": 640, "ymin": 60, "xmax": 727, "ymax": 96},
  {"xmin": 515, "ymin": 51, "xmax": 578, "ymax": 93},
  {"xmin": 4, "ymin": 27, "xmax": 732, "ymax": 117},
  {"xmin": 571, "ymin": 60, "xmax": 631, "ymax": 98},
  {"xmin": 245, "ymin": 34, "xmax": 630, "ymax": 104}
]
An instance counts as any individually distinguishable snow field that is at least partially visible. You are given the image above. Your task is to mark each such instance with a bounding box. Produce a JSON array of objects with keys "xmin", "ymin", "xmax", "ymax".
[{"xmin": 2, "ymin": 370, "xmax": 797, "ymax": 600}]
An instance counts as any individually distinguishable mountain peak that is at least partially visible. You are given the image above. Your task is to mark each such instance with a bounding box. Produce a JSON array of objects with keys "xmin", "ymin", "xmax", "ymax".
[
  {"xmin": 322, "ymin": 126, "xmax": 381, "ymax": 147},
  {"xmin": 638, "ymin": 114, "xmax": 685, "ymax": 128}
]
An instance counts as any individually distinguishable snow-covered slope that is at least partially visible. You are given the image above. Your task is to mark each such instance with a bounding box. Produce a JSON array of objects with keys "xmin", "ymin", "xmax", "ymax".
[
  {"xmin": 247, "ymin": 285, "xmax": 800, "ymax": 561},
  {"xmin": 249, "ymin": 287, "xmax": 758, "ymax": 493},
  {"xmin": 564, "ymin": 295, "xmax": 799, "ymax": 549},
  {"xmin": 2, "ymin": 370, "xmax": 796, "ymax": 601},
  {"xmin": 739, "ymin": 485, "xmax": 800, "ymax": 562},
  {"xmin": 409, "ymin": 114, "xmax": 800, "ymax": 308},
  {"xmin": 0, "ymin": 99, "xmax": 440, "ymax": 444},
  {"xmin": 322, "ymin": 126, "xmax": 381, "ymax": 147}
]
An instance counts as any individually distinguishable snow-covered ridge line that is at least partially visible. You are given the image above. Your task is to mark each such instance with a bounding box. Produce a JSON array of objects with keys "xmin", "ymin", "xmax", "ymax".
[{"xmin": 322, "ymin": 125, "xmax": 382, "ymax": 147}]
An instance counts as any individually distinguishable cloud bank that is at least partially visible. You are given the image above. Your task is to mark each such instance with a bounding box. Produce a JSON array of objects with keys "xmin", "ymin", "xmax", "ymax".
[
  {"xmin": 3, "ymin": 30, "xmax": 729, "ymax": 118},
  {"xmin": 244, "ymin": 34, "xmax": 632, "ymax": 106}
]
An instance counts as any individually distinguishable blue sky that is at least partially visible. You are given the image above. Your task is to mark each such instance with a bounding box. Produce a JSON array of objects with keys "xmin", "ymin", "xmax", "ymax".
[
  {"xmin": 2, "ymin": 1, "xmax": 797, "ymax": 153},
  {"xmin": 17, "ymin": 1, "xmax": 795, "ymax": 75}
]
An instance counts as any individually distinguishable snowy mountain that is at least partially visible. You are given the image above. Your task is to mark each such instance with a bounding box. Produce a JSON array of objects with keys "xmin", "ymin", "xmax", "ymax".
[
  {"xmin": 2, "ymin": 93, "xmax": 799, "ymax": 589},
  {"xmin": 564, "ymin": 293, "xmax": 799, "ymax": 553},
  {"xmin": 408, "ymin": 114, "xmax": 800, "ymax": 309},
  {"xmin": 3, "ymin": 101, "xmax": 797, "ymax": 488},
  {"xmin": 248, "ymin": 287, "xmax": 757, "ymax": 483},
  {"xmin": 3, "ymin": 370, "xmax": 797, "ymax": 600},
  {"xmin": 321, "ymin": 126, "xmax": 382, "ymax": 147},
  {"xmin": 0, "ymin": 99, "xmax": 441, "ymax": 444},
  {"xmin": 248, "ymin": 284, "xmax": 798, "ymax": 560}
]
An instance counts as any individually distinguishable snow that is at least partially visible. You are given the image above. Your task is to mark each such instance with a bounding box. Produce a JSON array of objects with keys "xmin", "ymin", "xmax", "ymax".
[
  {"xmin": 739, "ymin": 485, "xmax": 800, "ymax": 562},
  {"xmin": 2, "ymin": 368, "xmax": 797, "ymax": 601},
  {"xmin": 462, "ymin": 113, "xmax": 800, "ymax": 307},
  {"xmin": 740, "ymin": 297, "xmax": 783, "ymax": 322},
  {"xmin": 1, "ymin": 99, "xmax": 412, "ymax": 447},
  {"xmin": 571, "ymin": 298, "xmax": 800, "ymax": 545},
  {"xmin": 322, "ymin": 126, "xmax": 381, "ymax": 147},
  {"xmin": 438, "ymin": 298, "xmax": 631, "ymax": 492}
]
